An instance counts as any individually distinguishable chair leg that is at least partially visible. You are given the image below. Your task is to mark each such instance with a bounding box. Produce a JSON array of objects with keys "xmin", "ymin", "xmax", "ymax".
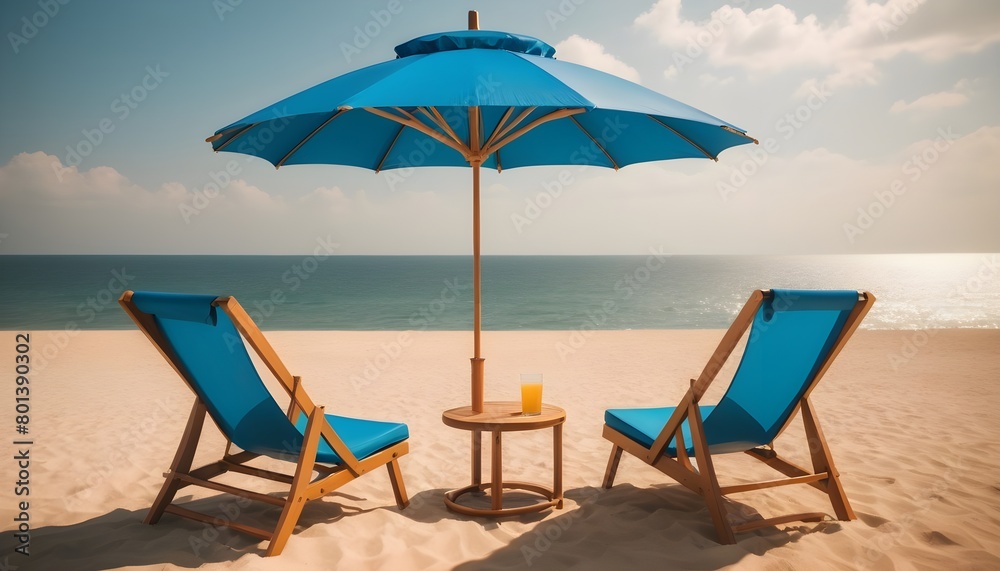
[
  {"xmin": 146, "ymin": 400, "xmax": 207, "ymax": 525},
  {"xmin": 801, "ymin": 398, "xmax": 855, "ymax": 521},
  {"xmin": 386, "ymin": 459, "xmax": 409, "ymax": 509},
  {"xmin": 266, "ymin": 406, "xmax": 323, "ymax": 557},
  {"xmin": 267, "ymin": 488, "xmax": 308, "ymax": 557},
  {"xmin": 698, "ymin": 461, "xmax": 736, "ymax": 544},
  {"xmin": 603, "ymin": 444, "xmax": 624, "ymax": 489},
  {"xmin": 688, "ymin": 403, "xmax": 736, "ymax": 544}
]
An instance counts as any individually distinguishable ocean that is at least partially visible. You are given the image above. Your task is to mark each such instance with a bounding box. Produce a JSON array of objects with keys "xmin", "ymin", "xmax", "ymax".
[{"xmin": 0, "ymin": 254, "xmax": 997, "ymax": 331}]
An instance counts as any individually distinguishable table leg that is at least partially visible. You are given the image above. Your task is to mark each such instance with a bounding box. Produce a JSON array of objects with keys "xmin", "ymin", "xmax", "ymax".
[
  {"xmin": 472, "ymin": 430, "xmax": 482, "ymax": 487},
  {"xmin": 554, "ymin": 422, "xmax": 563, "ymax": 508},
  {"xmin": 491, "ymin": 430, "xmax": 502, "ymax": 510}
]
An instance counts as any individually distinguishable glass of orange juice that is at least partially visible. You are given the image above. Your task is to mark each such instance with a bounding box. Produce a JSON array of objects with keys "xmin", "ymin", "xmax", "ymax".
[{"xmin": 520, "ymin": 373, "xmax": 543, "ymax": 415}]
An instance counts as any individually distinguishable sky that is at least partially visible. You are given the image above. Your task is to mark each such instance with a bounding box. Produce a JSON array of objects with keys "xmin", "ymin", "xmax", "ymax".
[{"xmin": 1, "ymin": 0, "xmax": 998, "ymax": 255}]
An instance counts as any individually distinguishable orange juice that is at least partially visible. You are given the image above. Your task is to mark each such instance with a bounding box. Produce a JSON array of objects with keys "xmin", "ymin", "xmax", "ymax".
[{"xmin": 521, "ymin": 382, "xmax": 543, "ymax": 415}]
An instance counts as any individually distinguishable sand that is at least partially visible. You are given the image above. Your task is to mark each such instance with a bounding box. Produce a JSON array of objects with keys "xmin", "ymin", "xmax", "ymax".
[{"xmin": 2, "ymin": 328, "xmax": 999, "ymax": 570}]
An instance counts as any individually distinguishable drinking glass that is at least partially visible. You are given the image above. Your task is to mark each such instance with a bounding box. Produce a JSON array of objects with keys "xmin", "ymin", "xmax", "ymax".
[{"xmin": 520, "ymin": 373, "xmax": 543, "ymax": 415}]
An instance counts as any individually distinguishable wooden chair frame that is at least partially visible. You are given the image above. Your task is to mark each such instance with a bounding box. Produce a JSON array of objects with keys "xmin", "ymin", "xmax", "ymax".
[
  {"xmin": 602, "ymin": 289, "xmax": 874, "ymax": 543},
  {"xmin": 120, "ymin": 291, "xmax": 409, "ymax": 557}
]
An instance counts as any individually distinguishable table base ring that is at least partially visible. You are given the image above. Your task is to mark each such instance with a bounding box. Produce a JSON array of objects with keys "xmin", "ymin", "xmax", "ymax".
[{"xmin": 444, "ymin": 481, "xmax": 562, "ymax": 517}]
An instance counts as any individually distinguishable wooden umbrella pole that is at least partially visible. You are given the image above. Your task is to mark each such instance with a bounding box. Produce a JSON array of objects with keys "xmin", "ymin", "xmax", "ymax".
[
  {"xmin": 470, "ymin": 100, "xmax": 484, "ymax": 413},
  {"xmin": 471, "ymin": 159, "xmax": 484, "ymax": 412},
  {"xmin": 472, "ymin": 161, "xmax": 482, "ymax": 361},
  {"xmin": 469, "ymin": 12, "xmax": 483, "ymax": 412}
]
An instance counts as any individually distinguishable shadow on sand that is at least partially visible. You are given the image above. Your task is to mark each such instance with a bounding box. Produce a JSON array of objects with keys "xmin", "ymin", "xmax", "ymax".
[
  {"xmin": 444, "ymin": 484, "xmax": 845, "ymax": 570},
  {"xmin": 0, "ymin": 491, "xmax": 381, "ymax": 570},
  {"xmin": 2, "ymin": 483, "xmax": 846, "ymax": 570}
]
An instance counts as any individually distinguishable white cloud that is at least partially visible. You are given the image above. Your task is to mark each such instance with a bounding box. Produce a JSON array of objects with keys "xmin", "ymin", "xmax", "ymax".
[
  {"xmin": 698, "ymin": 73, "xmax": 735, "ymax": 87},
  {"xmin": 553, "ymin": 35, "xmax": 642, "ymax": 83},
  {"xmin": 889, "ymin": 79, "xmax": 972, "ymax": 113},
  {"xmin": 0, "ymin": 153, "xmax": 471, "ymax": 254},
  {"xmin": 635, "ymin": 0, "xmax": 1000, "ymax": 92},
  {"xmin": 0, "ymin": 152, "xmax": 163, "ymax": 203},
  {"xmin": 467, "ymin": 125, "xmax": 1000, "ymax": 255},
  {"xmin": 706, "ymin": 125, "xmax": 1000, "ymax": 252},
  {"xmin": 2, "ymin": 126, "xmax": 999, "ymax": 255},
  {"xmin": 301, "ymin": 186, "xmax": 352, "ymax": 213}
]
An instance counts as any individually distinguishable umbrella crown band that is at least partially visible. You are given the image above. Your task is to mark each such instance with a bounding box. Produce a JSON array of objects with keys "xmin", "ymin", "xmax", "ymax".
[{"xmin": 395, "ymin": 30, "xmax": 556, "ymax": 59}]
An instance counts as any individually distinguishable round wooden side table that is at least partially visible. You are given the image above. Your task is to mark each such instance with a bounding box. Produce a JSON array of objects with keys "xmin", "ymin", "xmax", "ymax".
[{"xmin": 442, "ymin": 401, "xmax": 565, "ymax": 516}]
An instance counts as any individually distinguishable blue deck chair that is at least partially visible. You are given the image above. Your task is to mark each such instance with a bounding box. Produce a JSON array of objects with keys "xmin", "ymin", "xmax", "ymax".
[
  {"xmin": 602, "ymin": 289, "xmax": 874, "ymax": 543},
  {"xmin": 120, "ymin": 291, "xmax": 410, "ymax": 556}
]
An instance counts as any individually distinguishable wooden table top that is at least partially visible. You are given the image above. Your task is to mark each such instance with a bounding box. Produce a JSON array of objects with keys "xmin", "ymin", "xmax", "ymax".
[{"xmin": 442, "ymin": 401, "xmax": 566, "ymax": 432}]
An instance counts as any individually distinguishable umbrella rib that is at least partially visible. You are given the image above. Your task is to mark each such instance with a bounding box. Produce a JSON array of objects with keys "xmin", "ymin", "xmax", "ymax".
[
  {"xmin": 418, "ymin": 106, "xmax": 465, "ymax": 148},
  {"xmin": 569, "ymin": 116, "xmax": 619, "ymax": 171},
  {"xmin": 430, "ymin": 107, "xmax": 466, "ymax": 147},
  {"xmin": 482, "ymin": 107, "xmax": 515, "ymax": 151},
  {"xmin": 416, "ymin": 106, "xmax": 450, "ymax": 138},
  {"xmin": 275, "ymin": 109, "xmax": 344, "ymax": 169},
  {"xmin": 721, "ymin": 125, "xmax": 760, "ymax": 144},
  {"xmin": 365, "ymin": 107, "xmax": 471, "ymax": 158},
  {"xmin": 391, "ymin": 106, "xmax": 423, "ymax": 123},
  {"xmin": 212, "ymin": 123, "xmax": 256, "ymax": 152},
  {"xmin": 483, "ymin": 107, "xmax": 535, "ymax": 153},
  {"xmin": 206, "ymin": 124, "xmax": 247, "ymax": 144},
  {"xmin": 375, "ymin": 125, "xmax": 406, "ymax": 173},
  {"xmin": 483, "ymin": 107, "xmax": 586, "ymax": 156},
  {"xmin": 394, "ymin": 106, "xmax": 466, "ymax": 150},
  {"xmin": 646, "ymin": 115, "xmax": 718, "ymax": 161}
]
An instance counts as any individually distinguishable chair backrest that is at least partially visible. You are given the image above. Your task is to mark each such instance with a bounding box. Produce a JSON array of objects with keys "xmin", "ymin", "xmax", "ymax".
[
  {"xmin": 702, "ymin": 290, "xmax": 865, "ymax": 451},
  {"xmin": 123, "ymin": 291, "xmax": 304, "ymax": 458}
]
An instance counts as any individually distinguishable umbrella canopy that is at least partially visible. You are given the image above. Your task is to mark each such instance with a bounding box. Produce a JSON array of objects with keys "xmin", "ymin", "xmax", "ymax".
[
  {"xmin": 209, "ymin": 29, "xmax": 754, "ymax": 171},
  {"xmin": 207, "ymin": 12, "xmax": 757, "ymax": 412}
]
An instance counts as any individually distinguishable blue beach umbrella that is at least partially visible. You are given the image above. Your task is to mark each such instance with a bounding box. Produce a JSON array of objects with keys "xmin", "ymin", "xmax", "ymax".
[{"xmin": 207, "ymin": 12, "xmax": 756, "ymax": 413}]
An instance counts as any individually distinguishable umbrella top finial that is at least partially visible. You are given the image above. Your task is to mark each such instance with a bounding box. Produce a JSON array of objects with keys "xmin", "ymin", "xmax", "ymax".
[{"xmin": 469, "ymin": 10, "xmax": 479, "ymax": 30}]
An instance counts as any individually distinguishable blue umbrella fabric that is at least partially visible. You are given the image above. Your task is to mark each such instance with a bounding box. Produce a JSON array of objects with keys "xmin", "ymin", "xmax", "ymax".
[
  {"xmin": 207, "ymin": 30, "xmax": 756, "ymax": 171},
  {"xmin": 207, "ymin": 17, "xmax": 756, "ymax": 413}
]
